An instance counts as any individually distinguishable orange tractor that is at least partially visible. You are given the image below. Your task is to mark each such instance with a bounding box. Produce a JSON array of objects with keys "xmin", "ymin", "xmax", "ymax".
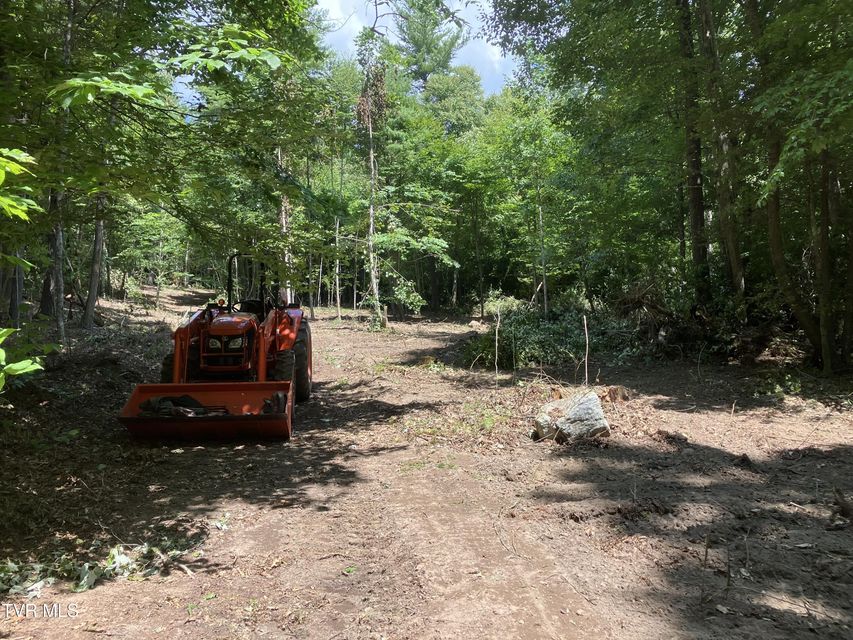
[{"xmin": 119, "ymin": 254, "xmax": 312, "ymax": 439}]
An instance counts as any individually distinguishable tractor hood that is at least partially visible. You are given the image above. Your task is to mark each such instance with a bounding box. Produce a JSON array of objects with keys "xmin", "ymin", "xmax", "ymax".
[{"xmin": 210, "ymin": 312, "xmax": 257, "ymax": 336}]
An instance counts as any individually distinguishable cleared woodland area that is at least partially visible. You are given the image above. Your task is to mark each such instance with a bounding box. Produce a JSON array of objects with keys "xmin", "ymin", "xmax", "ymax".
[
  {"xmin": 1, "ymin": 292, "xmax": 851, "ymax": 639},
  {"xmin": 2, "ymin": 1, "xmax": 852, "ymax": 638}
]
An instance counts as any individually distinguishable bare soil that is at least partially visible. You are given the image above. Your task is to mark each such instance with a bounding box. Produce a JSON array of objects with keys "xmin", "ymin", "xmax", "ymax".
[{"xmin": 1, "ymin": 288, "xmax": 851, "ymax": 639}]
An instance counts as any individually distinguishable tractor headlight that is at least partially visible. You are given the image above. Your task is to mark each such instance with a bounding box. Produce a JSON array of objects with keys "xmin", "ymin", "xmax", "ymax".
[
  {"xmin": 208, "ymin": 338, "xmax": 222, "ymax": 350},
  {"xmin": 227, "ymin": 337, "xmax": 244, "ymax": 351}
]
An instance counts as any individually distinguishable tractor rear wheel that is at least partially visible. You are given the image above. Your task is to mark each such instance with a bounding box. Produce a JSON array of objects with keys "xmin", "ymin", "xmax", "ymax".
[
  {"xmin": 293, "ymin": 321, "xmax": 311, "ymax": 402},
  {"xmin": 271, "ymin": 349, "xmax": 295, "ymax": 381}
]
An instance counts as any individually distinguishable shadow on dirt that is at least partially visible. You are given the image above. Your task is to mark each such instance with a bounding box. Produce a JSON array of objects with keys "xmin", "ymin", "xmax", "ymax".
[
  {"xmin": 0, "ymin": 366, "xmax": 433, "ymax": 594},
  {"xmin": 393, "ymin": 326, "xmax": 479, "ymax": 369},
  {"xmin": 532, "ymin": 436, "xmax": 853, "ymax": 638}
]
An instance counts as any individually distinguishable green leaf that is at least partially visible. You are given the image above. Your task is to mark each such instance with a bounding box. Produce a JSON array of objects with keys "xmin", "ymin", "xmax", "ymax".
[
  {"xmin": 260, "ymin": 51, "xmax": 281, "ymax": 70},
  {"xmin": 0, "ymin": 254, "xmax": 35, "ymax": 270},
  {"xmin": 3, "ymin": 359, "xmax": 42, "ymax": 375}
]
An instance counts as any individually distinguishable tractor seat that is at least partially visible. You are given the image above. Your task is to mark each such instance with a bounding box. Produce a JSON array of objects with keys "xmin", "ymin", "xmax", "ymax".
[{"xmin": 235, "ymin": 299, "xmax": 265, "ymax": 320}]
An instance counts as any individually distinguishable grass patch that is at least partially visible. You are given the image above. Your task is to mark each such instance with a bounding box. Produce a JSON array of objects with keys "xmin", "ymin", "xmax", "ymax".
[{"xmin": 400, "ymin": 400, "xmax": 514, "ymax": 444}]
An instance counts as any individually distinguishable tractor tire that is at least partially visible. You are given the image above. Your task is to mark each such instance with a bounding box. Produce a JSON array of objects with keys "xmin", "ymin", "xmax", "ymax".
[
  {"xmin": 271, "ymin": 349, "xmax": 295, "ymax": 382},
  {"xmin": 293, "ymin": 320, "xmax": 311, "ymax": 402}
]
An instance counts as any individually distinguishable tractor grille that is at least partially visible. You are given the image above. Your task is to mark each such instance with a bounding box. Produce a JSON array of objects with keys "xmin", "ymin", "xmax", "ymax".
[
  {"xmin": 204, "ymin": 354, "xmax": 246, "ymax": 367},
  {"xmin": 202, "ymin": 333, "xmax": 252, "ymax": 369}
]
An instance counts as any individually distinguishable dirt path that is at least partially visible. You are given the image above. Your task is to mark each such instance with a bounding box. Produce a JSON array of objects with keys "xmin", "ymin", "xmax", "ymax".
[{"xmin": 2, "ymin": 302, "xmax": 851, "ymax": 639}]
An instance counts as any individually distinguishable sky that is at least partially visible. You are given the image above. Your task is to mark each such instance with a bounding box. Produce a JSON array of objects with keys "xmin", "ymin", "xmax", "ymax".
[{"xmin": 315, "ymin": 0, "xmax": 517, "ymax": 95}]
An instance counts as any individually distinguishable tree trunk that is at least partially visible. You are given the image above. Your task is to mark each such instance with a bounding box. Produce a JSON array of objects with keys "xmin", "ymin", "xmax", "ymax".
[
  {"xmin": 742, "ymin": 0, "xmax": 823, "ymax": 358},
  {"xmin": 51, "ymin": 217, "xmax": 66, "ymax": 343},
  {"xmin": 0, "ymin": 260, "xmax": 11, "ymax": 326},
  {"xmin": 317, "ymin": 255, "xmax": 323, "ymax": 310},
  {"xmin": 676, "ymin": 0, "xmax": 710, "ymax": 306},
  {"xmin": 842, "ymin": 210, "xmax": 853, "ymax": 366},
  {"xmin": 307, "ymin": 254, "xmax": 316, "ymax": 319},
  {"xmin": 10, "ymin": 250, "xmax": 23, "ymax": 328},
  {"xmin": 183, "ymin": 242, "xmax": 190, "ymax": 288},
  {"xmin": 697, "ymin": 0, "xmax": 745, "ymax": 303},
  {"xmin": 103, "ymin": 233, "xmax": 112, "ymax": 297},
  {"xmin": 364, "ymin": 94, "xmax": 383, "ymax": 326},
  {"xmin": 816, "ymin": 152, "xmax": 834, "ymax": 373},
  {"xmin": 37, "ymin": 193, "xmax": 68, "ymax": 340},
  {"xmin": 352, "ymin": 243, "xmax": 358, "ymax": 312},
  {"xmin": 43, "ymin": 0, "xmax": 74, "ymax": 342},
  {"xmin": 677, "ymin": 181, "xmax": 687, "ymax": 268},
  {"xmin": 536, "ymin": 182, "xmax": 548, "ymax": 316},
  {"xmin": 840, "ymin": 167, "xmax": 853, "ymax": 365},
  {"xmin": 335, "ymin": 217, "xmax": 342, "ymax": 320},
  {"xmin": 428, "ymin": 257, "xmax": 439, "ymax": 310},
  {"xmin": 39, "ymin": 263, "xmax": 55, "ymax": 318},
  {"xmin": 766, "ymin": 139, "xmax": 821, "ymax": 352},
  {"xmin": 474, "ymin": 199, "xmax": 485, "ymax": 318},
  {"xmin": 336, "ymin": 149, "xmax": 344, "ymax": 320},
  {"xmin": 276, "ymin": 147, "xmax": 294, "ymax": 304},
  {"xmin": 82, "ymin": 216, "xmax": 105, "ymax": 329}
]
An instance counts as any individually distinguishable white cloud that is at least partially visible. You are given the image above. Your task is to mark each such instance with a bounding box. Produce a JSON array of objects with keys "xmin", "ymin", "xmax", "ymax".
[
  {"xmin": 314, "ymin": 0, "xmax": 515, "ymax": 95},
  {"xmin": 315, "ymin": 0, "xmax": 367, "ymax": 55}
]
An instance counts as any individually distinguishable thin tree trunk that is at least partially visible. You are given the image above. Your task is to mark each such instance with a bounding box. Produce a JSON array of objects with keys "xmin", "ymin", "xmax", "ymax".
[
  {"xmin": 39, "ymin": 262, "xmax": 55, "ymax": 318},
  {"xmin": 353, "ymin": 247, "xmax": 358, "ymax": 312},
  {"xmin": 8, "ymin": 250, "xmax": 23, "ymax": 328},
  {"xmin": 307, "ymin": 254, "xmax": 316, "ymax": 319},
  {"xmin": 536, "ymin": 182, "xmax": 548, "ymax": 316},
  {"xmin": 44, "ymin": 0, "xmax": 74, "ymax": 342},
  {"xmin": 676, "ymin": 0, "xmax": 710, "ymax": 307},
  {"xmin": 183, "ymin": 242, "xmax": 190, "ymax": 288},
  {"xmin": 335, "ymin": 217, "xmax": 342, "ymax": 320},
  {"xmin": 82, "ymin": 216, "xmax": 105, "ymax": 329},
  {"xmin": 317, "ymin": 255, "xmax": 323, "ymax": 310},
  {"xmin": 474, "ymin": 199, "xmax": 484, "ymax": 317},
  {"xmin": 677, "ymin": 181, "xmax": 687, "ymax": 267},
  {"xmin": 276, "ymin": 147, "xmax": 294, "ymax": 304},
  {"xmin": 367, "ymin": 114, "xmax": 382, "ymax": 325},
  {"xmin": 842, "ymin": 209, "xmax": 853, "ymax": 366},
  {"xmin": 51, "ymin": 216, "xmax": 66, "ymax": 343},
  {"xmin": 840, "ymin": 167, "xmax": 853, "ymax": 365},
  {"xmin": 742, "ymin": 0, "xmax": 822, "ymax": 356},
  {"xmin": 697, "ymin": 0, "xmax": 745, "ymax": 303},
  {"xmin": 39, "ymin": 192, "xmax": 67, "ymax": 340},
  {"xmin": 336, "ymin": 150, "xmax": 344, "ymax": 320},
  {"xmin": 429, "ymin": 257, "xmax": 439, "ymax": 310},
  {"xmin": 816, "ymin": 152, "xmax": 834, "ymax": 373},
  {"xmin": 766, "ymin": 139, "xmax": 821, "ymax": 352},
  {"xmin": 103, "ymin": 232, "xmax": 112, "ymax": 297}
]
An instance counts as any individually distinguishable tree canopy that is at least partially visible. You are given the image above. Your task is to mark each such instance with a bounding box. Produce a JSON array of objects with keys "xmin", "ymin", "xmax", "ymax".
[{"xmin": 1, "ymin": 0, "xmax": 851, "ymax": 372}]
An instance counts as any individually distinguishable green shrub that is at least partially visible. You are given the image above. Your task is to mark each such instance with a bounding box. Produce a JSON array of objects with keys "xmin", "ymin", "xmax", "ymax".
[{"xmin": 464, "ymin": 294, "xmax": 645, "ymax": 370}]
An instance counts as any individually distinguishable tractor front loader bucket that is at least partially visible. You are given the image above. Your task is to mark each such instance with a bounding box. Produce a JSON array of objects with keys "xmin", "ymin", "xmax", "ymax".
[{"xmin": 119, "ymin": 381, "xmax": 295, "ymax": 439}]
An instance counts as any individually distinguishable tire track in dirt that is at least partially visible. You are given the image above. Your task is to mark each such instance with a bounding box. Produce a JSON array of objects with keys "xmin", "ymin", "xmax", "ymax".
[
  {"xmin": 3, "ymin": 316, "xmax": 608, "ymax": 639},
  {"xmin": 367, "ymin": 450, "xmax": 605, "ymax": 639}
]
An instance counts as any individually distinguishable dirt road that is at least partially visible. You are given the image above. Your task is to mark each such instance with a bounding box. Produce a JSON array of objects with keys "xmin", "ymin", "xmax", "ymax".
[{"xmin": 2, "ymin": 299, "xmax": 851, "ymax": 639}]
